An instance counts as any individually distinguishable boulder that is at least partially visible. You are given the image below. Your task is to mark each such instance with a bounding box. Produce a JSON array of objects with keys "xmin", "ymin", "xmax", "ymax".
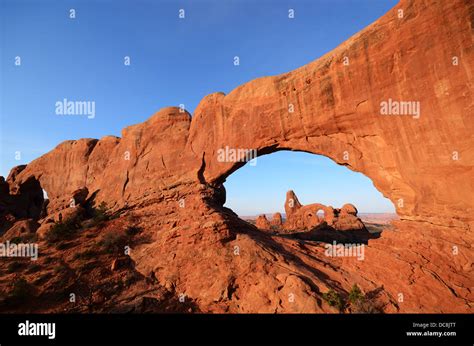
[
  {"xmin": 341, "ymin": 204, "xmax": 358, "ymax": 216},
  {"xmin": 271, "ymin": 213, "xmax": 283, "ymax": 227},
  {"xmin": 256, "ymin": 215, "xmax": 271, "ymax": 230},
  {"xmin": 1, "ymin": 219, "xmax": 39, "ymax": 240},
  {"xmin": 36, "ymin": 222, "xmax": 54, "ymax": 240},
  {"xmin": 111, "ymin": 256, "xmax": 133, "ymax": 271},
  {"xmin": 51, "ymin": 206, "xmax": 85, "ymax": 224}
]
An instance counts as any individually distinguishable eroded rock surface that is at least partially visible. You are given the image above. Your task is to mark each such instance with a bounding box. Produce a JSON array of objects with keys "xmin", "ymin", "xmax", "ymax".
[
  {"xmin": 0, "ymin": 0, "xmax": 473, "ymax": 313},
  {"xmin": 282, "ymin": 190, "xmax": 366, "ymax": 232},
  {"xmin": 256, "ymin": 215, "xmax": 271, "ymax": 230}
]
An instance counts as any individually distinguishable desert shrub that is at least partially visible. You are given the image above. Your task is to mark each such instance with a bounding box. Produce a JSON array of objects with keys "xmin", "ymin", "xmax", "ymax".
[
  {"xmin": 9, "ymin": 278, "xmax": 32, "ymax": 301},
  {"xmin": 125, "ymin": 226, "xmax": 141, "ymax": 237},
  {"xmin": 322, "ymin": 289, "xmax": 345, "ymax": 312},
  {"xmin": 33, "ymin": 272, "xmax": 53, "ymax": 285},
  {"xmin": 77, "ymin": 261, "xmax": 97, "ymax": 274},
  {"xmin": 73, "ymin": 248, "xmax": 99, "ymax": 260},
  {"xmin": 351, "ymin": 299, "xmax": 384, "ymax": 313},
  {"xmin": 348, "ymin": 284, "xmax": 364, "ymax": 304},
  {"xmin": 7, "ymin": 261, "xmax": 25, "ymax": 273},
  {"xmin": 9, "ymin": 233, "xmax": 37, "ymax": 244},
  {"xmin": 323, "ymin": 285, "xmax": 384, "ymax": 314},
  {"xmin": 99, "ymin": 232, "xmax": 128, "ymax": 254},
  {"xmin": 42, "ymin": 256, "xmax": 55, "ymax": 265},
  {"xmin": 45, "ymin": 214, "xmax": 82, "ymax": 243},
  {"xmin": 269, "ymin": 225, "xmax": 281, "ymax": 233},
  {"xmin": 347, "ymin": 284, "xmax": 383, "ymax": 313},
  {"xmin": 93, "ymin": 202, "xmax": 109, "ymax": 223},
  {"xmin": 123, "ymin": 272, "xmax": 139, "ymax": 287},
  {"xmin": 9, "ymin": 236, "xmax": 22, "ymax": 243},
  {"xmin": 55, "ymin": 241, "xmax": 73, "ymax": 251},
  {"xmin": 45, "ymin": 223, "xmax": 75, "ymax": 243},
  {"xmin": 53, "ymin": 272, "xmax": 71, "ymax": 296},
  {"xmin": 26, "ymin": 263, "xmax": 42, "ymax": 274},
  {"xmin": 53, "ymin": 263, "xmax": 69, "ymax": 275},
  {"xmin": 51, "ymin": 263, "xmax": 72, "ymax": 288}
]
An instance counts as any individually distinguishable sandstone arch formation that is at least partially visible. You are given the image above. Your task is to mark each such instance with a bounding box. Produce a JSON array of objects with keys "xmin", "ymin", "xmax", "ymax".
[{"xmin": 1, "ymin": 0, "xmax": 473, "ymax": 312}]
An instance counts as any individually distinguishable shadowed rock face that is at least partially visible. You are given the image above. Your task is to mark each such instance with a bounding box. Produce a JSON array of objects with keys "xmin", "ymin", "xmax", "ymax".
[
  {"xmin": 1, "ymin": 166, "xmax": 44, "ymax": 220},
  {"xmin": 1, "ymin": 0, "xmax": 473, "ymax": 313}
]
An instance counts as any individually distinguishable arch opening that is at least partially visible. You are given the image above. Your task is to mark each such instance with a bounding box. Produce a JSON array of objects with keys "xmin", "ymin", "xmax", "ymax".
[{"xmin": 223, "ymin": 151, "xmax": 397, "ymax": 241}]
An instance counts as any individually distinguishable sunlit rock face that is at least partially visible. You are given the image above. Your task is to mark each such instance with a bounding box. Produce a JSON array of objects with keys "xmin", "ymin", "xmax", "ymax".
[
  {"xmin": 280, "ymin": 190, "xmax": 366, "ymax": 232},
  {"xmin": 1, "ymin": 0, "xmax": 473, "ymax": 313}
]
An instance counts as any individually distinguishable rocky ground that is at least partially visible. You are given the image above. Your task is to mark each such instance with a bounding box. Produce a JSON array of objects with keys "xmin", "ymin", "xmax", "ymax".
[
  {"xmin": 0, "ymin": 201, "xmax": 391, "ymax": 313},
  {"xmin": 0, "ymin": 209, "xmax": 199, "ymax": 313},
  {"xmin": 0, "ymin": 192, "xmax": 471, "ymax": 313}
]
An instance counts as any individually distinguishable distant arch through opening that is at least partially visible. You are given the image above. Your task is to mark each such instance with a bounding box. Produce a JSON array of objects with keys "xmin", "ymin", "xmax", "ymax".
[{"xmin": 223, "ymin": 151, "xmax": 397, "ymax": 232}]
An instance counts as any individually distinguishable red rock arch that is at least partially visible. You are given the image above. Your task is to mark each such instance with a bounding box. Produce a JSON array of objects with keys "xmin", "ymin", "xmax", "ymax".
[
  {"xmin": 186, "ymin": 0, "xmax": 473, "ymax": 230},
  {"xmin": 1, "ymin": 0, "xmax": 472, "ymax": 313},
  {"xmin": 5, "ymin": 0, "xmax": 471, "ymax": 232}
]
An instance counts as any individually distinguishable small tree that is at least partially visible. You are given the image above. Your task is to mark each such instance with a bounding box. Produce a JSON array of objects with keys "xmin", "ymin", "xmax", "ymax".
[
  {"xmin": 322, "ymin": 289, "xmax": 344, "ymax": 312},
  {"xmin": 348, "ymin": 284, "xmax": 383, "ymax": 313},
  {"xmin": 348, "ymin": 284, "xmax": 364, "ymax": 304}
]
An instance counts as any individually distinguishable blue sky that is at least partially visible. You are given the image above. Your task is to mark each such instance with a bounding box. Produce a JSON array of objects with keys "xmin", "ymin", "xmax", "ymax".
[
  {"xmin": 225, "ymin": 151, "xmax": 395, "ymax": 215},
  {"xmin": 0, "ymin": 0, "xmax": 397, "ymax": 214}
]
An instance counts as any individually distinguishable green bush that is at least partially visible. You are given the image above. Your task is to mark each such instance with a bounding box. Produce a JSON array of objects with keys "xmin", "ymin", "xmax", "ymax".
[
  {"xmin": 348, "ymin": 284, "xmax": 364, "ymax": 304},
  {"xmin": 348, "ymin": 284, "xmax": 383, "ymax": 313},
  {"xmin": 9, "ymin": 236, "xmax": 23, "ymax": 243},
  {"xmin": 323, "ymin": 285, "xmax": 384, "ymax": 313},
  {"xmin": 322, "ymin": 289, "xmax": 345, "ymax": 312}
]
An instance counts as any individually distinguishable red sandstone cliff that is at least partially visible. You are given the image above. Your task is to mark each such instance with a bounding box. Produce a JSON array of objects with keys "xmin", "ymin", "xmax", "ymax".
[{"xmin": 0, "ymin": 0, "xmax": 473, "ymax": 313}]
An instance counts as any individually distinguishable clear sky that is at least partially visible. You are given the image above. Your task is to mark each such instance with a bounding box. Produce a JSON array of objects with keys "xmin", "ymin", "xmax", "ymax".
[
  {"xmin": 0, "ymin": 0, "xmax": 397, "ymax": 214},
  {"xmin": 224, "ymin": 151, "xmax": 395, "ymax": 215}
]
